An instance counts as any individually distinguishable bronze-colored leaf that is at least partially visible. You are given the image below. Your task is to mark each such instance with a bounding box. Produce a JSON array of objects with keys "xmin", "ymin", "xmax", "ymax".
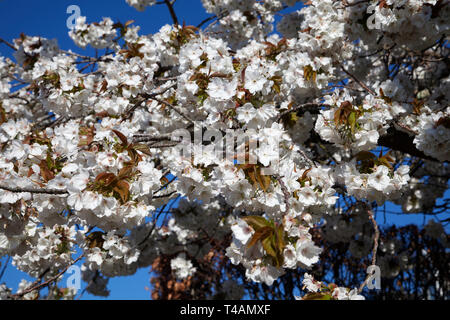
[
  {"xmin": 86, "ymin": 231, "xmax": 105, "ymax": 249},
  {"xmin": 94, "ymin": 172, "xmax": 117, "ymax": 187},
  {"xmin": 246, "ymin": 226, "xmax": 273, "ymax": 249},
  {"xmin": 113, "ymin": 179, "xmax": 130, "ymax": 203},
  {"xmin": 132, "ymin": 143, "xmax": 152, "ymax": 156},
  {"xmin": 255, "ymin": 170, "xmax": 271, "ymax": 193},
  {"xmin": 112, "ymin": 130, "xmax": 128, "ymax": 146},
  {"xmin": 303, "ymin": 65, "xmax": 317, "ymax": 82},
  {"xmin": 100, "ymin": 79, "xmax": 108, "ymax": 93},
  {"xmin": 118, "ymin": 165, "xmax": 133, "ymax": 180},
  {"xmin": 355, "ymin": 151, "xmax": 376, "ymax": 161},
  {"xmin": 242, "ymin": 216, "xmax": 271, "ymax": 232},
  {"xmin": 301, "ymin": 168, "xmax": 312, "ymax": 181},
  {"xmin": 39, "ymin": 160, "xmax": 55, "ymax": 182},
  {"xmin": 275, "ymin": 224, "xmax": 286, "ymax": 253}
]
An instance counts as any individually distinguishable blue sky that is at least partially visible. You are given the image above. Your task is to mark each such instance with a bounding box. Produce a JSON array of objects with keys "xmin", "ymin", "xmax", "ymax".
[{"xmin": 0, "ymin": 0, "xmax": 448, "ymax": 300}]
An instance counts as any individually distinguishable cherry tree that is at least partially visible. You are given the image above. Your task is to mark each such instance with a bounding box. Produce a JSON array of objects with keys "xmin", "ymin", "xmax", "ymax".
[{"xmin": 0, "ymin": 0, "xmax": 449, "ymax": 300}]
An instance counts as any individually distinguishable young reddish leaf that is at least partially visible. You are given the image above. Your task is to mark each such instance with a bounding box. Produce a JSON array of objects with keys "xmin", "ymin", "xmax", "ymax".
[
  {"xmin": 112, "ymin": 129, "xmax": 128, "ymax": 146},
  {"xmin": 301, "ymin": 168, "xmax": 312, "ymax": 181},
  {"xmin": 160, "ymin": 176, "xmax": 169, "ymax": 185},
  {"xmin": 39, "ymin": 160, "xmax": 55, "ymax": 182},
  {"xmin": 377, "ymin": 157, "xmax": 394, "ymax": 171},
  {"xmin": 133, "ymin": 143, "xmax": 152, "ymax": 156},
  {"xmin": 94, "ymin": 172, "xmax": 117, "ymax": 187},
  {"xmin": 435, "ymin": 116, "xmax": 450, "ymax": 129},
  {"xmin": 118, "ymin": 165, "xmax": 133, "ymax": 180},
  {"xmin": 247, "ymin": 168, "xmax": 258, "ymax": 188},
  {"xmin": 303, "ymin": 65, "xmax": 316, "ymax": 82}
]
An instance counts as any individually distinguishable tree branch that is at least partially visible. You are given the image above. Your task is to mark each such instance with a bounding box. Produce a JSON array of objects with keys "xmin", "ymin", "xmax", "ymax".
[
  {"xmin": 274, "ymin": 103, "xmax": 328, "ymax": 123},
  {"xmin": 0, "ymin": 184, "xmax": 68, "ymax": 195},
  {"xmin": 378, "ymin": 126, "xmax": 440, "ymax": 162},
  {"xmin": 164, "ymin": 0, "xmax": 179, "ymax": 26},
  {"xmin": 150, "ymin": 97, "xmax": 195, "ymax": 124},
  {"xmin": 122, "ymin": 84, "xmax": 177, "ymax": 121},
  {"xmin": 0, "ymin": 37, "xmax": 17, "ymax": 50},
  {"xmin": 340, "ymin": 64, "xmax": 376, "ymax": 96},
  {"xmin": 11, "ymin": 254, "xmax": 84, "ymax": 299}
]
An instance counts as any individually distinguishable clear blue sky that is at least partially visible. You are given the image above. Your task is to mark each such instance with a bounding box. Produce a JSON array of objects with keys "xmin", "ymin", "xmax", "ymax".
[{"xmin": 0, "ymin": 0, "xmax": 448, "ymax": 300}]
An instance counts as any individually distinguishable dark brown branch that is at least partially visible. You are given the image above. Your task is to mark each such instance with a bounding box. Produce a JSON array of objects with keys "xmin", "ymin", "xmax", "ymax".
[
  {"xmin": 0, "ymin": 37, "xmax": 17, "ymax": 50},
  {"xmin": 340, "ymin": 64, "xmax": 376, "ymax": 96},
  {"xmin": 0, "ymin": 184, "xmax": 68, "ymax": 195},
  {"xmin": 132, "ymin": 133, "xmax": 174, "ymax": 143},
  {"xmin": 0, "ymin": 256, "xmax": 10, "ymax": 282},
  {"xmin": 378, "ymin": 126, "xmax": 440, "ymax": 162},
  {"xmin": 274, "ymin": 103, "xmax": 328, "ymax": 123},
  {"xmin": 164, "ymin": 0, "xmax": 179, "ymax": 26},
  {"xmin": 197, "ymin": 15, "xmax": 217, "ymax": 28}
]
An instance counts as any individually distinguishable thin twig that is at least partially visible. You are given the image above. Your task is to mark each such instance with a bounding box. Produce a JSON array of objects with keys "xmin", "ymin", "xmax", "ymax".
[
  {"xmin": 151, "ymin": 97, "xmax": 195, "ymax": 124},
  {"xmin": 197, "ymin": 15, "xmax": 217, "ymax": 28},
  {"xmin": 340, "ymin": 64, "xmax": 376, "ymax": 96},
  {"xmin": 122, "ymin": 84, "xmax": 177, "ymax": 121},
  {"xmin": 164, "ymin": 0, "xmax": 179, "ymax": 25},
  {"xmin": 297, "ymin": 149, "xmax": 317, "ymax": 168},
  {"xmin": 0, "ymin": 37, "xmax": 17, "ymax": 50}
]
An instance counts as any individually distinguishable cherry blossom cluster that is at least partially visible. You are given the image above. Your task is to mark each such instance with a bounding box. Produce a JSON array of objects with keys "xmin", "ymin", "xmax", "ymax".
[
  {"xmin": 297, "ymin": 273, "xmax": 365, "ymax": 300},
  {"xmin": 0, "ymin": 0, "xmax": 448, "ymax": 299}
]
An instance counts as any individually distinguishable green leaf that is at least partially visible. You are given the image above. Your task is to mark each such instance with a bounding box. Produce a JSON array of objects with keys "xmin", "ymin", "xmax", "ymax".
[
  {"xmin": 242, "ymin": 216, "xmax": 272, "ymax": 231},
  {"xmin": 262, "ymin": 236, "xmax": 278, "ymax": 261},
  {"xmin": 348, "ymin": 111, "xmax": 357, "ymax": 134},
  {"xmin": 275, "ymin": 224, "xmax": 286, "ymax": 253},
  {"xmin": 301, "ymin": 293, "xmax": 332, "ymax": 300}
]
